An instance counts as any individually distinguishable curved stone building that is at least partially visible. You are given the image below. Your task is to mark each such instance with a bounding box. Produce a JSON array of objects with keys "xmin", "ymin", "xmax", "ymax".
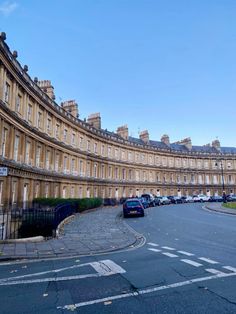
[{"xmin": 0, "ymin": 32, "xmax": 236, "ymax": 208}]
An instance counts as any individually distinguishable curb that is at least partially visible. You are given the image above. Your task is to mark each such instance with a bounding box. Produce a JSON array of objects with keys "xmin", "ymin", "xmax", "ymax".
[
  {"xmin": 204, "ymin": 205, "xmax": 236, "ymax": 216},
  {"xmin": 56, "ymin": 214, "xmax": 76, "ymax": 237},
  {"xmin": 0, "ymin": 236, "xmax": 44, "ymax": 244}
]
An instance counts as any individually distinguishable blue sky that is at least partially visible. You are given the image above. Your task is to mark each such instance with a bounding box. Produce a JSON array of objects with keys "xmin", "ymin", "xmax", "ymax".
[{"xmin": 1, "ymin": 0, "xmax": 236, "ymax": 146}]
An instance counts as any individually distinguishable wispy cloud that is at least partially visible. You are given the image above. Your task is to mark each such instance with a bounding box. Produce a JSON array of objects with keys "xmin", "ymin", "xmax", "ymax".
[{"xmin": 0, "ymin": 1, "xmax": 18, "ymax": 16}]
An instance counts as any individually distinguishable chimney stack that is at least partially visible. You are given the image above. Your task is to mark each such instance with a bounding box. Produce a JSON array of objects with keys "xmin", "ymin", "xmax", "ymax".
[
  {"xmin": 37, "ymin": 80, "xmax": 55, "ymax": 100},
  {"xmin": 117, "ymin": 125, "xmax": 129, "ymax": 140},
  {"xmin": 212, "ymin": 139, "xmax": 221, "ymax": 151},
  {"xmin": 87, "ymin": 113, "xmax": 101, "ymax": 129},
  {"xmin": 139, "ymin": 130, "xmax": 149, "ymax": 144},
  {"xmin": 161, "ymin": 134, "xmax": 170, "ymax": 146},
  {"xmin": 61, "ymin": 100, "xmax": 79, "ymax": 118}
]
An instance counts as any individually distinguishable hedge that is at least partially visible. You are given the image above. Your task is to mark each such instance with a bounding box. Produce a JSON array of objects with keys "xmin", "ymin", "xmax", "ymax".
[{"xmin": 33, "ymin": 197, "xmax": 103, "ymax": 212}]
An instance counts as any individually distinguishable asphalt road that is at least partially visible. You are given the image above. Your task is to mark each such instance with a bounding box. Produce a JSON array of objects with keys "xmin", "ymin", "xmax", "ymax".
[{"xmin": 0, "ymin": 203, "xmax": 236, "ymax": 314}]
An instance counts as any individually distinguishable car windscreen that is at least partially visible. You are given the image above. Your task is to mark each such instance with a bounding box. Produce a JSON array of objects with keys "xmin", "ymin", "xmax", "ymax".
[{"xmin": 126, "ymin": 201, "xmax": 140, "ymax": 207}]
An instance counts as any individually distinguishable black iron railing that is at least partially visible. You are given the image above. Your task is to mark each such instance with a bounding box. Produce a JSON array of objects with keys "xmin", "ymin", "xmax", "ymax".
[{"xmin": 0, "ymin": 202, "xmax": 77, "ymax": 240}]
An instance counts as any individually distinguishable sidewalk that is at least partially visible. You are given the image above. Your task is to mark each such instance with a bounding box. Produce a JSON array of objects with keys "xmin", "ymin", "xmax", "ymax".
[
  {"xmin": 205, "ymin": 203, "xmax": 236, "ymax": 215},
  {"xmin": 0, "ymin": 206, "xmax": 144, "ymax": 261}
]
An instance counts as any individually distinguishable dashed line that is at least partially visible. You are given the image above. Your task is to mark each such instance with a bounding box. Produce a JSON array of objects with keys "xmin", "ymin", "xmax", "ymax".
[
  {"xmin": 181, "ymin": 259, "xmax": 203, "ymax": 267},
  {"xmin": 148, "ymin": 248, "xmax": 162, "ymax": 253},
  {"xmin": 205, "ymin": 269, "xmax": 226, "ymax": 275},
  {"xmin": 198, "ymin": 257, "xmax": 218, "ymax": 265},
  {"xmin": 223, "ymin": 266, "xmax": 236, "ymax": 273},
  {"xmin": 161, "ymin": 246, "xmax": 175, "ymax": 251},
  {"xmin": 147, "ymin": 243, "xmax": 159, "ymax": 247},
  {"xmin": 177, "ymin": 251, "xmax": 194, "ymax": 257},
  {"xmin": 162, "ymin": 252, "xmax": 178, "ymax": 258}
]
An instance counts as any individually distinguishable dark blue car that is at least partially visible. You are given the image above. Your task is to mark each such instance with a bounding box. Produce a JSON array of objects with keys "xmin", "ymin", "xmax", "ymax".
[{"xmin": 123, "ymin": 199, "xmax": 145, "ymax": 218}]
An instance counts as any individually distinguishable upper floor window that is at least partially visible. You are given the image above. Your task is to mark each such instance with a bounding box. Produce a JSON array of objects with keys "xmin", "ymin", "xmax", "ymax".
[
  {"xmin": 37, "ymin": 111, "xmax": 42, "ymax": 129},
  {"xmin": 79, "ymin": 160, "xmax": 83, "ymax": 176},
  {"xmin": 87, "ymin": 140, "xmax": 91, "ymax": 152},
  {"xmin": 25, "ymin": 141, "xmax": 31, "ymax": 164},
  {"xmin": 63, "ymin": 129, "xmax": 68, "ymax": 142},
  {"xmin": 94, "ymin": 164, "xmax": 98, "ymax": 178},
  {"xmin": 4, "ymin": 82, "xmax": 10, "ymax": 103},
  {"xmin": 46, "ymin": 150, "xmax": 50, "ymax": 170},
  {"xmin": 79, "ymin": 137, "xmax": 83, "ymax": 149},
  {"xmin": 36, "ymin": 146, "xmax": 41, "ymax": 167},
  {"xmin": 108, "ymin": 166, "xmax": 112, "ymax": 178},
  {"xmin": 71, "ymin": 158, "xmax": 75, "ymax": 173},
  {"xmin": 27, "ymin": 104, "xmax": 32, "ymax": 122},
  {"xmin": 108, "ymin": 146, "xmax": 111, "ymax": 157},
  {"xmin": 55, "ymin": 124, "xmax": 60, "ymax": 139},
  {"xmin": 63, "ymin": 156, "xmax": 67, "ymax": 172},
  {"xmin": 14, "ymin": 135, "xmax": 20, "ymax": 161},
  {"xmin": 115, "ymin": 149, "xmax": 119, "ymax": 159},
  {"xmin": 121, "ymin": 151, "xmax": 125, "ymax": 160},
  {"xmin": 55, "ymin": 153, "xmax": 59, "ymax": 171},
  {"xmin": 94, "ymin": 142, "xmax": 98, "ymax": 154},
  {"xmin": 15, "ymin": 94, "xmax": 21, "ymax": 113},
  {"xmin": 47, "ymin": 118, "xmax": 52, "ymax": 134},
  {"xmin": 155, "ymin": 156, "xmax": 160, "ymax": 165},
  {"xmin": 72, "ymin": 133, "xmax": 76, "ymax": 146},
  {"xmin": 128, "ymin": 152, "xmax": 132, "ymax": 161},
  {"xmin": 1, "ymin": 128, "xmax": 8, "ymax": 157},
  {"xmin": 101, "ymin": 145, "xmax": 105, "ymax": 156}
]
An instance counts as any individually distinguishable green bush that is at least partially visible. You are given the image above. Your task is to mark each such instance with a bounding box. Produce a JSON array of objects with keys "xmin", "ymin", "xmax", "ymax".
[{"xmin": 33, "ymin": 197, "xmax": 103, "ymax": 213}]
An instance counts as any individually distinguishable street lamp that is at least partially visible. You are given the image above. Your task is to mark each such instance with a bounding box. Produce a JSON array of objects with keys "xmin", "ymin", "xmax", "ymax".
[{"xmin": 215, "ymin": 159, "xmax": 226, "ymax": 202}]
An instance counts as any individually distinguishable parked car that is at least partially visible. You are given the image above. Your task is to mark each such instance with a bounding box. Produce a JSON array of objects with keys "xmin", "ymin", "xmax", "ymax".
[
  {"xmin": 226, "ymin": 194, "xmax": 236, "ymax": 202},
  {"xmin": 141, "ymin": 194, "xmax": 155, "ymax": 207},
  {"xmin": 159, "ymin": 196, "xmax": 171, "ymax": 205},
  {"xmin": 193, "ymin": 194, "xmax": 210, "ymax": 202},
  {"xmin": 208, "ymin": 196, "xmax": 223, "ymax": 202},
  {"xmin": 123, "ymin": 199, "xmax": 144, "ymax": 217},
  {"xmin": 154, "ymin": 196, "xmax": 161, "ymax": 206},
  {"xmin": 167, "ymin": 196, "xmax": 184, "ymax": 204},
  {"xmin": 185, "ymin": 196, "xmax": 194, "ymax": 203},
  {"xmin": 138, "ymin": 197, "xmax": 149, "ymax": 209}
]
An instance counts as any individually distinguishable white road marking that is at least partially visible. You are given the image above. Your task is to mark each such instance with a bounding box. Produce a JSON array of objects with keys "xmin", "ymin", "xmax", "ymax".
[
  {"xmin": 161, "ymin": 246, "xmax": 175, "ymax": 251},
  {"xmin": 223, "ymin": 266, "xmax": 236, "ymax": 273},
  {"xmin": 198, "ymin": 257, "xmax": 218, "ymax": 264},
  {"xmin": 0, "ymin": 262, "xmax": 92, "ymax": 282},
  {"xmin": 0, "ymin": 273, "xmax": 100, "ymax": 286},
  {"xmin": 162, "ymin": 252, "xmax": 178, "ymax": 258},
  {"xmin": 148, "ymin": 248, "xmax": 161, "ymax": 253},
  {"xmin": 181, "ymin": 259, "xmax": 203, "ymax": 267},
  {"xmin": 205, "ymin": 269, "xmax": 226, "ymax": 275},
  {"xmin": 147, "ymin": 243, "xmax": 159, "ymax": 247},
  {"xmin": 0, "ymin": 260, "xmax": 126, "ymax": 285},
  {"xmin": 57, "ymin": 272, "xmax": 236, "ymax": 310},
  {"xmin": 90, "ymin": 260, "xmax": 126, "ymax": 276},
  {"xmin": 177, "ymin": 251, "xmax": 194, "ymax": 257}
]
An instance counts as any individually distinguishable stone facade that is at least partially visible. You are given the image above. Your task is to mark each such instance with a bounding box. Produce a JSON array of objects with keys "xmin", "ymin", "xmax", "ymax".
[{"xmin": 0, "ymin": 33, "xmax": 236, "ymax": 208}]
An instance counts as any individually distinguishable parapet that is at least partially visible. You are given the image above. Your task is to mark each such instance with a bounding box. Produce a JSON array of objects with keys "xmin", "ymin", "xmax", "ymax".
[
  {"xmin": 61, "ymin": 100, "xmax": 79, "ymax": 118},
  {"xmin": 87, "ymin": 112, "xmax": 101, "ymax": 129},
  {"xmin": 139, "ymin": 130, "xmax": 149, "ymax": 144},
  {"xmin": 117, "ymin": 125, "xmax": 129, "ymax": 140},
  {"xmin": 37, "ymin": 80, "xmax": 55, "ymax": 100}
]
